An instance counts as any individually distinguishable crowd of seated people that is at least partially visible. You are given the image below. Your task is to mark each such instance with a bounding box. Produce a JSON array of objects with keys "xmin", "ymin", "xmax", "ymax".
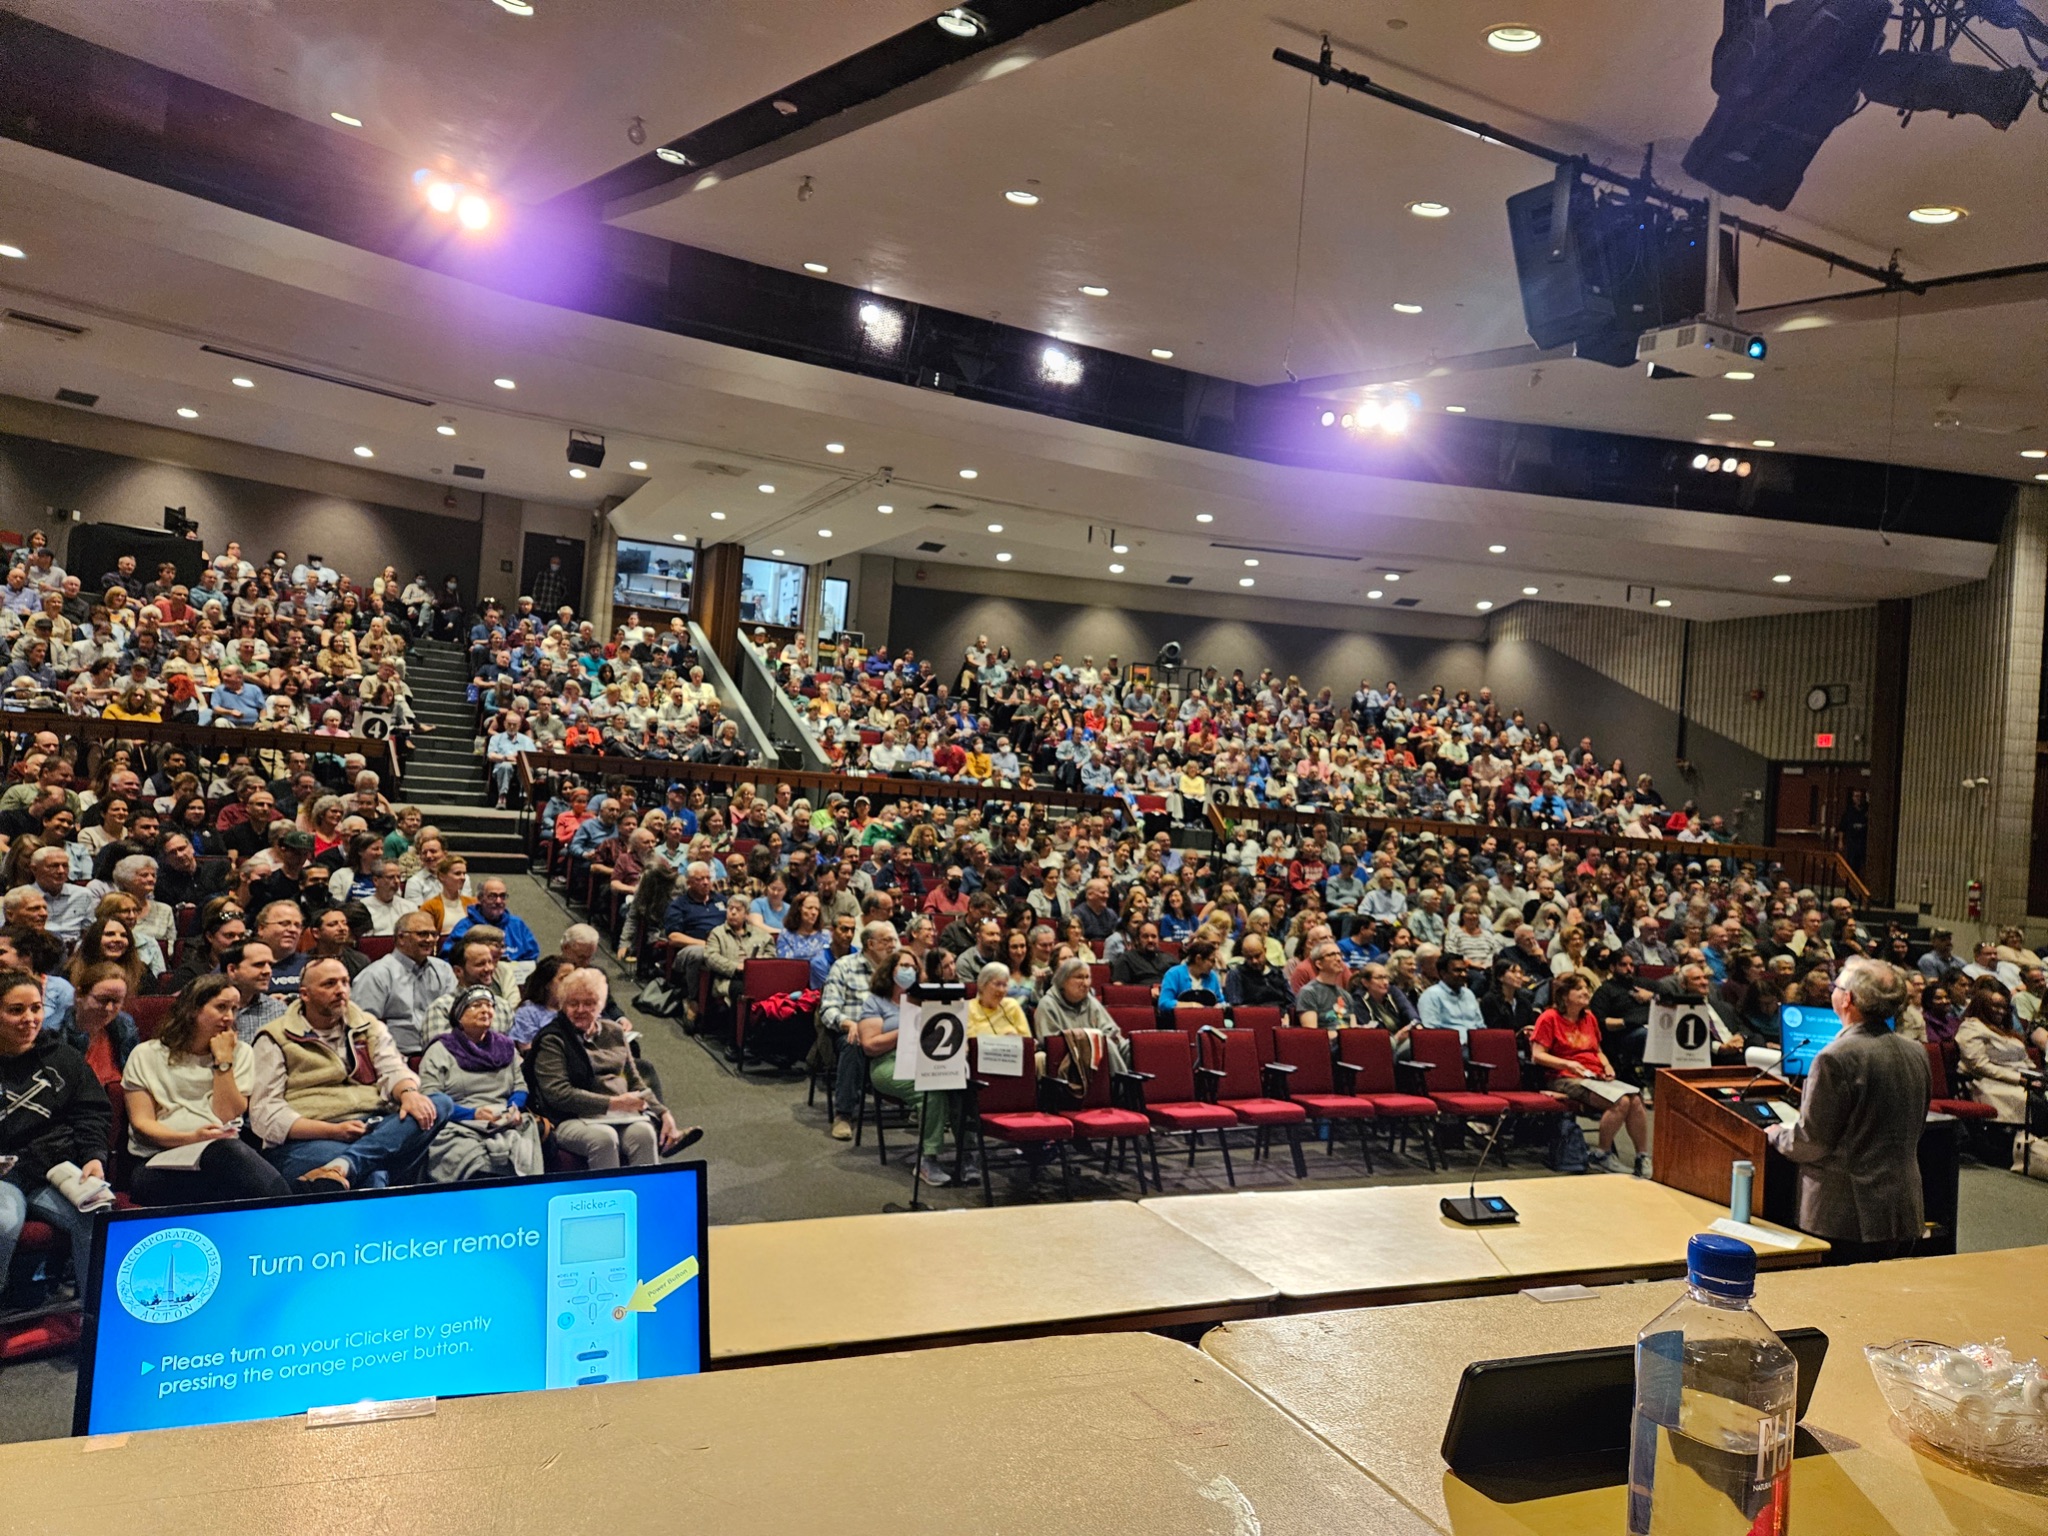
[
  {"xmin": 751, "ymin": 630, "xmax": 1738, "ymax": 841},
  {"xmin": 473, "ymin": 603, "xmax": 751, "ymax": 807},
  {"xmin": 0, "ymin": 535, "xmax": 707, "ymax": 1322},
  {"xmin": 1908, "ymin": 925, "xmax": 2048, "ymax": 1145}
]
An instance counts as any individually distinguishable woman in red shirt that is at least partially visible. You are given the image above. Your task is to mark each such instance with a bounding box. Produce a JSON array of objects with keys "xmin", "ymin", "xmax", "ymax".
[{"xmin": 1530, "ymin": 971, "xmax": 1650, "ymax": 1175}]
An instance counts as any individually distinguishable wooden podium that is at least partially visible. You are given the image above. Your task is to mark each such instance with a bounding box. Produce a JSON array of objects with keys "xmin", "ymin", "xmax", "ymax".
[
  {"xmin": 1652, "ymin": 1066, "xmax": 1963, "ymax": 1252},
  {"xmin": 1650, "ymin": 1068, "xmax": 1800, "ymax": 1227}
]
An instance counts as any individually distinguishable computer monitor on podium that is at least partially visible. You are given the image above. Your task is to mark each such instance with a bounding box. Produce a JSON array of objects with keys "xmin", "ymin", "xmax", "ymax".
[{"xmin": 1777, "ymin": 1004, "xmax": 1845, "ymax": 1080}]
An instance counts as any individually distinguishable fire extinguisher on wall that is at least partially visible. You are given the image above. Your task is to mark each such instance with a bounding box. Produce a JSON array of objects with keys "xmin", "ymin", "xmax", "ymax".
[{"xmin": 1967, "ymin": 879, "xmax": 1983, "ymax": 921}]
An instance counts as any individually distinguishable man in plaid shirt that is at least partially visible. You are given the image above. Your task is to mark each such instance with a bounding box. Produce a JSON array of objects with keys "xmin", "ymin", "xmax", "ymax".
[{"xmin": 818, "ymin": 921, "xmax": 896, "ymax": 1142}]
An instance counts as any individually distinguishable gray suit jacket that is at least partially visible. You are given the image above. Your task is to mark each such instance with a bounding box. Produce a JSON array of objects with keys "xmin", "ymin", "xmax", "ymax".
[{"xmin": 1768, "ymin": 1023, "xmax": 1930, "ymax": 1243}]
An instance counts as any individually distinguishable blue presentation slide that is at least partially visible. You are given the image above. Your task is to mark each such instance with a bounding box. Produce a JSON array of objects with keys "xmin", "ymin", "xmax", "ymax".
[
  {"xmin": 1777, "ymin": 1004, "xmax": 1845, "ymax": 1079},
  {"xmin": 79, "ymin": 1165, "xmax": 705, "ymax": 1436}
]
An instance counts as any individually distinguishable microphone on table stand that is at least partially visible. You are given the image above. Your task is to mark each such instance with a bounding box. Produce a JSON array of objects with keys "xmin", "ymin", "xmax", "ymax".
[{"xmin": 1441, "ymin": 1110, "xmax": 1518, "ymax": 1226}]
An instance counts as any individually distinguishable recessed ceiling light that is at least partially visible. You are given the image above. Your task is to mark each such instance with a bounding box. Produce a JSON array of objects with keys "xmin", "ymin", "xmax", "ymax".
[
  {"xmin": 1908, "ymin": 205, "xmax": 1966, "ymax": 224},
  {"xmin": 491, "ymin": 0, "xmax": 536, "ymax": 13},
  {"xmin": 877, "ymin": 503, "xmax": 894, "ymax": 514},
  {"xmin": 1243, "ymin": 558, "xmax": 1260, "ymax": 568},
  {"xmin": 959, "ymin": 468, "xmax": 978, "ymax": 479},
  {"xmin": 1486, "ymin": 24, "xmax": 1543, "ymax": 52},
  {"xmin": 176, "ymin": 407, "xmax": 199, "ymax": 419},
  {"xmin": 1108, "ymin": 563, "xmax": 1126, "ymax": 574},
  {"xmin": 1079, "ymin": 284, "xmax": 1109, "ymax": 297},
  {"xmin": 986, "ymin": 522, "xmax": 1004, "ymax": 533},
  {"xmin": 1384, "ymin": 572, "xmax": 1401, "ymax": 582},
  {"xmin": 655, "ymin": 147, "xmax": 689, "ymax": 166},
  {"xmin": 1522, "ymin": 586, "xmax": 1539, "ymax": 595},
  {"xmin": 936, "ymin": 7, "xmax": 985, "ymax": 38},
  {"xmin": 1772, "ymin": 573, "xmax": 1792, "ymax": 583},
  {"xmin": 1654, "ymin": 597, "xmax": 1673, "ymax": 608},
  {"xmin": 1004, "ymin": 189, "xmax": 1039, "ymax": 206},
  {"xmin": 758, "ymin": 483, "xmax": 776, "ymax": 493},
  {"xmin": 770, "ymin": 549, "xmax": 785, "ymax": 557},
  {"xmin": 2022, "ymin": 449, "xmax": 2048, "ymax": 460},
  {"xmin": 493, "ymin": 377, "xmax": 516, "ymax": 390},
  {"xmin": 0, "ymin": 244, "xmax": 23, "ymax": 260},
  {"xmin": 1195, "ymin": 513, "xmax": 1214, "ymax": 524},
  {"xmin": 330, "ymin": 111, "xmax": 363, "ymax": 128},
  {"xmin": 1707, "ymin": 412, "xmax": 1735, "ymax": 422},
  {"xmin": 672, "ymin": 534, "xmax": 688, "ymax": 543},
  {"xmin": 1725, "ymin": 370, "xmax": 1755, "ymax": 380},
  {"xmin": 2036, "ymin": 473, "xmax": 2048, "ymax": 482},
  {"xmin": 1392, "ymin": 302, "xmax": 1424, "ymax": 314},
  {"xmin": 818, "ymin": 529, "xmax": 832, "ymax": 538},
  {"xmin": 1475, "ymin": 600, "xmax": 1493, "ymax": 611},
  {"xmin": 569, "ymin": 467, "xmax": 587, "ymax": 479},
  {"xmin": 825, "ymin": 442, "xmax": 845, "ymax": 454},
  {"xmin": 1366, "ymin": 589, "xmax": 1383, "ymax": 600},
  {"xmin": 628, "ymin": 459, "xmax": 648, "ymax": 471},
  {"xmin": 437, "ymin": 423, "xmax": 457, "ymax": 436},
  {"xmin": 353, "ymin": 445, "xmax": 374, "ymax": 458},
  {"xmin": 230, "ymin": 376, "xmax": 255, "ymax": 389},
  {"xmin": 710, "ymin": 511, "xmax": 726, "ymax": 520},
  {"xmin": 996, "ymin": 552, "xmax": 1013, "ymax": 562},
  {"xmin": 1487, "ymin": 544, "xmax": 1506, "ymax": 554},
  {"xmin": 1151, "ymin": 348, "xmax": 1175, "ymax": 359},
  {"xmin": 1444, "ymin": 404, "xmax": 1466, "ymax": 413},
  {"xmin": 803, "ymin": 262, "xmax": 829, "ymax": 275},
  {"xmin": 1752, "ymin": 439, "xmax": 1776, "ymax": 448},
  {"xmin": 1406, "ymin": 200, "xmax": 1452, "ymax": 218},
  {"xmin": 1239, "ymin": 577, "xmax": 1255, "ymax": 588},
  {"xmin": 1112, "ymin": 543, "xmax": 1130, "ymax": 554}
]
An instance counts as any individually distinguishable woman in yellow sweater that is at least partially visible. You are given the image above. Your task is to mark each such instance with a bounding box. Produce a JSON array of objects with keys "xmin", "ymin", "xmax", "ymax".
[{"xmin": 967, "ymin": 965, "xmax": 1031, "ymax": 1037}]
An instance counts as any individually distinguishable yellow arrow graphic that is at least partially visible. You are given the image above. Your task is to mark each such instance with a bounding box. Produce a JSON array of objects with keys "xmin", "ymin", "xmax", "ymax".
[{"xmin": 624, "ymin": 1254, "xmax": 699, "ymax": 1314}]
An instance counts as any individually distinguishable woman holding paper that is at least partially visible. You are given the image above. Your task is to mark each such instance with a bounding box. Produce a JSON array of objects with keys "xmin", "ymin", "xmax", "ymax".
[
  {"xmin": 1530, "ymin": 972, "xmax": 1651, "ymax": 1176},
  {"xmin": 417, "ymin": 986, "xmax": 543, "ymax": 1181},
  {"xmin": 122, "ymin": 975, "xmax": 292, "ymax": 1206}
]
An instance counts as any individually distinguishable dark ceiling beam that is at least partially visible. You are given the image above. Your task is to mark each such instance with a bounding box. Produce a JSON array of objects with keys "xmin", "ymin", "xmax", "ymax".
[{"xmin": 555, "ymin": 0, "xmax": 1198, "ymax": 222}]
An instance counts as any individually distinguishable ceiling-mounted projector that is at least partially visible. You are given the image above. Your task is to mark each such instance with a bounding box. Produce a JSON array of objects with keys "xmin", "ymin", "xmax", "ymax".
[{"xmin": 1635, "ymin": 320, "xmax": 1766, "ymax": 378}]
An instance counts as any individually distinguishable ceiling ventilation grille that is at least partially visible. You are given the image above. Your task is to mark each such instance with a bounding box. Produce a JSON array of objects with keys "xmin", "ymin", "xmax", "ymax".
[
  {"xmin": 691, "ymin": 459, "xmax": 750, "ymax": 477},
  {"xmin": 451, "ymin": 464, "xmax": 486, "ymax": 480},
  {"xmin": 5, "ymin": 310, "xmax": 88, "ymax": 340},
  {"xmin": 1393, "ymin": 597, "xmax": 1420, "ymax": 607},
  {"xmin": 915, "ymin": 540, "xmax": 947, "ymax": 553},
  {"xmin": 1166, "ymin": 575, "xmax": 1194, "ymax": 586},
  {"xmin": 53, "ymin": 388, "xmax": 99, "ymax": 407},
  {"xmin": 198, "ymin": 345, "xmax": 433, "ymax": 405}
]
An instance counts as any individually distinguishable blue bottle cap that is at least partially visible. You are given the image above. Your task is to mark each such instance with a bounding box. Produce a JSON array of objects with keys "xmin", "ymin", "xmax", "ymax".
[{"xmin": 1688, "ymin": 1232, "xmax": 1757, "ymax": 1299}]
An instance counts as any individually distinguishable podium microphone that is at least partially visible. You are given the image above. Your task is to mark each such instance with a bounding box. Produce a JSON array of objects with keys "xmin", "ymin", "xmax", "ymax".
[{"xmin": 1441, "ymin": 1111, "xmax": 1519, "ymax": 1226}]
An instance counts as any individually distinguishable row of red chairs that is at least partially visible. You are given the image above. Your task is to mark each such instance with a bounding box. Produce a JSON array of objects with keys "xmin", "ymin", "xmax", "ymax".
[{"xmin": 954, "ymin": 1025, "xmax": 1572, "ymax": 1205}]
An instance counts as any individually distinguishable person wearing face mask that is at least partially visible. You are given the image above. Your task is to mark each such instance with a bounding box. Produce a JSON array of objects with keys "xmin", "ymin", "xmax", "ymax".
[
  {"xmin": 854, "ymin": 947, "xmax": 959, "ymax": 1187},
  {"xmin": 1418, "ymin": 953, "xmax": 1485, "ymax": 1040}
]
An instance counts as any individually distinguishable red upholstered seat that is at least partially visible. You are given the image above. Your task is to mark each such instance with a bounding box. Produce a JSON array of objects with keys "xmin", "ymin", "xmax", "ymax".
[
  {"xmin": 1428, "ymin": 1089, "xmax": 1516, "ymax": 1117},
  {"xmin": 1063, "ymin": 1106, "xmax": 1152, "ymax": 1137},
  {"xmin": 1924, "ymin": 1041, "xmax": 1998, "ymax": 1120},
  {"xmin": 1043, "ymin": 1035, "xmax": 1152, "ymax": 1193},
  {"xmin": 1172, "ymin": 1005, "xmax": 1226, "ymax": 1036},
  {"xmin": 1232, "ymin": 1005, "xmax": 1284, "ymax": 1061},
  {"xmin": 1108, "ymin": 1005, "xmax": 1160, "ymax": 1036},
  {"xmin": 978, "ymin": 1110, "xmax": 1078, "ymax": 1142},
  {"xmin": 1468, "ymin": 1029, "xmax": 1568, "ymax": 1119},
  {"xmin": 1408, "ymin": 1029, "xmax": 1511, "ymax": 1119},
  {"xmin": 1101, "ymin": 983, "xmax": 1156, "ymax": 1008},
  {"xmin": 1129, "ymin": 1030, "xmax": 1237, "ymax": 1184},
  {"xmin": 129, "ymin": 994, "xmax": 174, "ymax": 1041},
  {"xmin": 1335, "ymin": 1029, "xmax": 1440, "ymax": 1119},
  {"xmin": 966, "ymin": 1038, "xmax": 1076, "ymax": 1206},
  {"xmin": 1198, "ymin": 1028, "xmax": 1309, "ymax": 1176}
]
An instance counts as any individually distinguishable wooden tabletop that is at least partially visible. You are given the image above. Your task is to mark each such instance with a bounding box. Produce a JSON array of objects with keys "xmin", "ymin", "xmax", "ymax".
[
  {"xmin": 6, "ymin": 1334, "xmax": 1438, "ymax": 1536},
  {"xmin": 1141, "ymin": 1176, "xmax": 1823, "ymax": 1306},
  {"xmin": 708, "ymin": 1200, "xmax": 1274, "ymax": 1362},
  {"xmin": 1203, "ymin": 1246, "xmax": 2048, "ymax": 1535}
]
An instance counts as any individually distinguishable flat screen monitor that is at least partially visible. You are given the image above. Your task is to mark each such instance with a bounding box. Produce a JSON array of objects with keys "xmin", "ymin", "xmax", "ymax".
[
  {"xmin": 75, "ymin": 1163, "xmax": 706, "ymax": 1436},
  {"xmin": 1777, "ymin": 1004, "xmax": 1844, "ymax": 1080}
]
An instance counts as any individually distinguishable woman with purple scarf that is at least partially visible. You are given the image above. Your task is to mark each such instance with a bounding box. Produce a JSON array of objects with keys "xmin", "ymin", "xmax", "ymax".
[{"xmin": 416, "ymin": 985, "xmax": 543, "ymax": 1181}]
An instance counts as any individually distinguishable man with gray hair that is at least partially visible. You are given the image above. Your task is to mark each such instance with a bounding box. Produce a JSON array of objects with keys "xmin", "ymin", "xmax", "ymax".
[
  {"xmin": 661, "ymin": 861, "xmax": 725, "ymax": 1028},
  {"xmin": 818, "ymin": 920, "xmax": 897, "ymax": 1142},
  {"xmin": 17, "ymin": 845, "xmax": 95, "ymax": 943},
  {"xmin": 110, "ymin": 853, "xmax": 175, "ymax": 955}
]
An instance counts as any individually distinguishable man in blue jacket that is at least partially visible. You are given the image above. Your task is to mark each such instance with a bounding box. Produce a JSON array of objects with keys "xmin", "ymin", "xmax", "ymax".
[{"xmin": 446, "ymin": 879, "xmax": 540, "ymax": 961}]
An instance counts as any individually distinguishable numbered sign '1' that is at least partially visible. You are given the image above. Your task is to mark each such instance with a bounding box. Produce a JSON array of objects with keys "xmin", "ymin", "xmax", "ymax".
[
  {"xmin": 1644, "ymin": 1000, "xmax": 1715, "ymax": 1069},
  {"xmin": 901, "ymin": 999, "xmax": 971, "ymax": 1090}
]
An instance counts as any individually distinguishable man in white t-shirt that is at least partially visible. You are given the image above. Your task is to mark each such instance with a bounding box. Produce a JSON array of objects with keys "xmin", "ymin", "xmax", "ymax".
[{"xmin": 359, "ymin": 859, "xmax": 420, "ymax": 937}]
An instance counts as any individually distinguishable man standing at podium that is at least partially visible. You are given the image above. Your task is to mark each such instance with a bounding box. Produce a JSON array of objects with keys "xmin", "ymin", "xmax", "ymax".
[{"xmin": 1767, "ymin": 958, "xmax": 1930, "ymax": 1266}]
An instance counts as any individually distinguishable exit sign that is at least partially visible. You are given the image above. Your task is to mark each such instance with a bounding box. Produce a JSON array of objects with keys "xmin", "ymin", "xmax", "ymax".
[{"xmin": 1814, "ymin": 732, "xmax": 1836, "ymax": 749}]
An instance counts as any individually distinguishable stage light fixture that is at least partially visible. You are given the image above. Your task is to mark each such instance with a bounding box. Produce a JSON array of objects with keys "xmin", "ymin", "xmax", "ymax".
[
  {"xmin": 1692, "ymin": 454, "xmax": 1711, "ymax": 470},
  {"xmin": 426, "ymin": 181, "xmax": 459, "ymax": 213},
  {"xmin": 1381, "ymin": 402, "xmax": 1411, "ymax": 434},
  {"xmin": 1320, "ymin": 411, "xmax": 1337, "ymax": 428},
  {"xmin": 1863, "ymin": 48, "xmax": 2033, "ymax": 130},
  {"xmin": 857, "ymin": 301, "xmax": 905, "ymax": 351},
  {"xmin": 1041, "ymin": 346, "xmax": 1083, "ymax": 385},
  {"xmin": 455, "ymin": 194, "xmax": 492, "ymax": 230}
]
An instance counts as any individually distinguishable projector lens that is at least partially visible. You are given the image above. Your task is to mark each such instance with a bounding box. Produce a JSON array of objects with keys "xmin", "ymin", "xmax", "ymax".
[{"xmin": 1746, "ymin": 336, "xmax": 1767, "ymax": 360}]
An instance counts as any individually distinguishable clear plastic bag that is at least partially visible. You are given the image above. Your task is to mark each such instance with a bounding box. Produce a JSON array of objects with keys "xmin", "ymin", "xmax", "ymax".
[{"xmin": 1865, "ymin": 1337, "xmax": 2048, "ymax": 1468}]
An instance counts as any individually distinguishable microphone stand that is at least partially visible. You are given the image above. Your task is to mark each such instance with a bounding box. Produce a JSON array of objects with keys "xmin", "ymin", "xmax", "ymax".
[{"xmin": 1440, "ymin": 1110, "xmax": 1518, "ymax": 1225}]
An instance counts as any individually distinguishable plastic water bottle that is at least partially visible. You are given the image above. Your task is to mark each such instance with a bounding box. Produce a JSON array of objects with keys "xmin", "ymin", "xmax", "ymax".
[{"xmin": 1628, "ymin": 1233, "xmax": 1796, "ymax": 1536}]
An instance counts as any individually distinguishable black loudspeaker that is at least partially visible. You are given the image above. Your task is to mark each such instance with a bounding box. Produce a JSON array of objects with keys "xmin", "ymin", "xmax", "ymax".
[
  {"xmin": 67, "ymin": 522, "xmax": 207, "ymax": 594},
  {"xmin": 1507, "ymin": 177, "xmax": 1712, "ymax": 364},
  {"xmin": 1506, "ymin": 172, "xmax": 1614, "ymax": 351}
]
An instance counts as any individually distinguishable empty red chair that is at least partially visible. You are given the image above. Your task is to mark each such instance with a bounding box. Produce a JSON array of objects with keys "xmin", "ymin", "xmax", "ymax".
[
  {"xmin": 1169, "ymin": 1005, "xmax": 1225, "ymax": 1037},
  {"xmin": 1196, "ymin": 1028, "xmax": 1309, "ymax": 1176},
  {"xmin": 966, "ymin": 1037, "xmax": 1076, "ymax": 1204},
  {"xmin": 1467, "ymin": 1028, "xmax": 1569, "ymax": 1145},
  {"xmin": 1159, "ymin": 940, "xmax": 1182, "ymax": 960},
  {"xmin": 1271, "ymin": 1027, "xmax": 1378, "ymax": 1167},
  {"xmin": 1231, "ymin": 1005, "xmax": 1285, "ymax": 1062},
  {"xmin": 1129, "ymin": 1029, "xmax": 1237, "ymax": 1186},
  {"xmin": 128, "ymin": 994, "xmax": 174, "ymax": 1042},
  {"xmin": 1101, "ymin": 983, "xmax": 1156, "ymax": 1008},
  {"xmin": 1043, "ymin": 1035, "xmax": 1153, "ymax": 1192},
  {"xmin": 732, "ymin": 958, "xmax": 815, "ymax": 1072},
  {"xmin": 358, "ymin": 934, "xmax": 397, "ymax": 961},
  {"xmin": 1925, "ymin": 1040, "xmax": 1997, "ymax": 1120},
  {"xmin": 1405, "ymin": 1029, "xmax": 1511, "ymax": 1156},
  {"xmin": 1107, "ymin": 1005, "xmax": 1161, "ymax": 1037}
]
